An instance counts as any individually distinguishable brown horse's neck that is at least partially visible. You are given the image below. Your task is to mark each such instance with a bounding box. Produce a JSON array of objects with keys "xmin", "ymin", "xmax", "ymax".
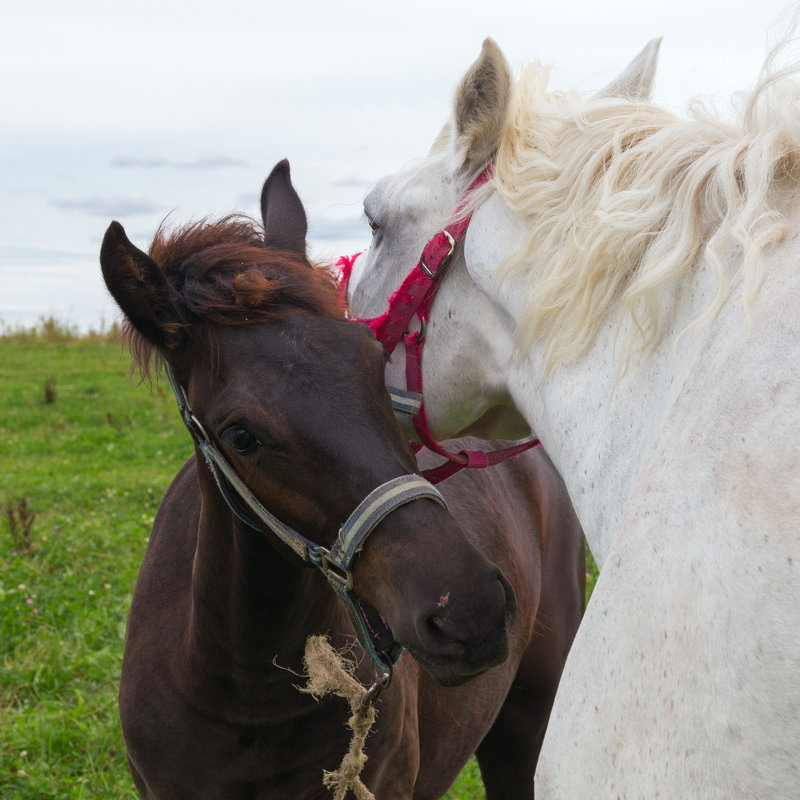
[{"xmin": 183, "ymin": 461, "xmax": 344, "ymax": 722}]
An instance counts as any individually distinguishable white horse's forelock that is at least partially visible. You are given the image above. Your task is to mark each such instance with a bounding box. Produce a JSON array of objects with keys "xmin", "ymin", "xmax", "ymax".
[{"xmin": 493, "ymin": 40, "xmax": 800, "ymax": 369}]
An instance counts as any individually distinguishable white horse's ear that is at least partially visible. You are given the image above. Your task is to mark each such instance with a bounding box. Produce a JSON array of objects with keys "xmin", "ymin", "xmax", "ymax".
[
  {"xmin": 593, "ymin": 38, "xmax": 661, "ymax": 101},
  {"xmin": 451, "ymin": 38, "xmax": 512, "ymax": 176}
]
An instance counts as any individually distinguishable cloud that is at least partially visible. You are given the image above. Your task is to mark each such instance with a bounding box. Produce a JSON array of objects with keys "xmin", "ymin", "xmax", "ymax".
[
  {"xmin": 110, "ymin": 157, "xmax": 171, "ymax": 168},
  {"xmin": 50, "ymin": 197, "xmax": 160, "ymax": 217},
  {"xmin": 111, "ymin": 156, "xmax": 249, "ymax": 170},
  {"xmin": 0, "ymin": 245, "xmax": 90, "ymax": 267},
  {"xmin": 331, "ymin": 175, "xmax": 374, "ymax": 190},
  {"xmin": 308, "ymin": 216, "xmax": 367, "ymax": 243}
]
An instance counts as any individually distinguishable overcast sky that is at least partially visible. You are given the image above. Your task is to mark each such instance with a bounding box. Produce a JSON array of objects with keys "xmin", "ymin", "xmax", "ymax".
[{"xmin": 1, "ymin": 0, "xmax": 794, "ymax": 330}]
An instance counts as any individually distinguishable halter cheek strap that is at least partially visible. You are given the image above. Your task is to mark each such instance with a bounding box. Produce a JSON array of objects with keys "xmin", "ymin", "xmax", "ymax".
[
  {"xmin": 338, "ymin": 167, "xmax": 540, "ymax": 483},
  {"xmin": 163, "ymin": 363, "xmax": 447, "ymax": 676}
]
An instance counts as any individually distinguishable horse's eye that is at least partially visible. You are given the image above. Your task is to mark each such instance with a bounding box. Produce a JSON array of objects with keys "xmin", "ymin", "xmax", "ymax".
[
  {"xmin": 364, "ymin": 213, "xmax": 380, "ymax": 233},
  {"xmin": 222, "ymin": 426, "xmax": 259, "ymax": 453}
]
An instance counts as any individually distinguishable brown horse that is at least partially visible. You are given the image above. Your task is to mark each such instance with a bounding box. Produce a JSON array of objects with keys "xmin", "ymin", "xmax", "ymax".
[{"xmin": 101, "ymin": 160, "xmax": 584, "ymax": 799}]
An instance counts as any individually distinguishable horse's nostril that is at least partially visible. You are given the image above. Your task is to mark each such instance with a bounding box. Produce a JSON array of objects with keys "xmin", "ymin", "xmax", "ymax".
[
  {"xmin": 424, "ymin": 573, "xmax": 515, "ymax": 648},
  {"xmin": 427, "ymin": 614, "xmax": 445, "ymax": 634},
  {"xmin": 426, "ymin": 612, "xmax": 461, "ymax": 645},
  {"xmin": 423, "ymin": 606, "xmax": 469, "ymax": 652}
]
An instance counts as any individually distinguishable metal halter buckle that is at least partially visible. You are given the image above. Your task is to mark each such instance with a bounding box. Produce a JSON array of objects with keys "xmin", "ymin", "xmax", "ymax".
[
  {"xmin": 310, "ymin": 545, "xmax": 352, "ymax": 591},
  {"xmin": 419, "ymin": 229, "xmax": 456, "ymax": 280}
]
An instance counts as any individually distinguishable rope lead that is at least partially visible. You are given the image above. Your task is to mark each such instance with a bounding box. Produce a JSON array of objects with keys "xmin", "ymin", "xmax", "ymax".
[{"xmin": 300, "ymin": 635, "xmax": 378, "ymax": 800}]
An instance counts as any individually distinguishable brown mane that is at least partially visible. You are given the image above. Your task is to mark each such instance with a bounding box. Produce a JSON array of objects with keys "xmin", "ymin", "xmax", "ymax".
[{"xmin": 126, "ymin": 215, "xmax": 342, "ymax": 379}]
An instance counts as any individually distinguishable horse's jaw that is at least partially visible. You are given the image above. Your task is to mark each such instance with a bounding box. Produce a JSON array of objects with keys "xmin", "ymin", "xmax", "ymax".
[
  {"xmin": 383, "ymin": 338, "xmax": 529, "ymax": 443},
  {"xmin": 410, "ymin": 646, "xmax": 510, "ymax": 688},
  {"xmin": 457, "ymin": 402, "xmax": 531, "ymax": 441}
]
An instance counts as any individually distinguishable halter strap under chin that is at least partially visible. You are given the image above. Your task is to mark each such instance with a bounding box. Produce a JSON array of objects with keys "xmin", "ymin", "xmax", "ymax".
[
  {"xmin": 338, "ymin": 166, "xmax": 540, "ymax": 483},
  {"xmin": 162, "ymin": 362, "xmax": 447, "ymax": 675}
]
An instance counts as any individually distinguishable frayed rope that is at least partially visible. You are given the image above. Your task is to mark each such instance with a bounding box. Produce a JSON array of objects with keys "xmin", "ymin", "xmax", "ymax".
[{"xmin": 299, "ymin": 635, "xmax": 377, "ymax": 800}]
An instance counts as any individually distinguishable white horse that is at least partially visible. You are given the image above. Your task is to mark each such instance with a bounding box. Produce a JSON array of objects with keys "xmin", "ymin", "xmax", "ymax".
[{"xmin": 347, "ymin": 36, "xmax": 800, "ymax": 798}]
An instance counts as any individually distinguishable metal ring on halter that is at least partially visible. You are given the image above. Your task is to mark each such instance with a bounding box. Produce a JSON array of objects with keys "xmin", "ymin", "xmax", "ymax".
[
  {"xmin": 362, "ymin": 664, "xmax": 393, "ymax": 708},
  {"xmin": 415, "ymin": 316, "xmax": 427, "ymax": 343}
]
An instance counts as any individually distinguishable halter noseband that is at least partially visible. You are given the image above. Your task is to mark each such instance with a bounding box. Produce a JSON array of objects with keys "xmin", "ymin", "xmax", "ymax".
[
  {"xmin": 339, "ymin": 167, "xmax": 540, "ymax": 484},
  {"xmin": 163, "ymin": 363, "xmax": 447, "ymax": 689}
]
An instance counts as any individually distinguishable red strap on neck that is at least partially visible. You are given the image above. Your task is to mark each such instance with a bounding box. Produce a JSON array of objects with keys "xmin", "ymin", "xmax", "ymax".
[
  {"xmin": 402, "ymin": 329, "xmax": 539, "ymax": 483},
  {"xmin": 338, "ymin": 168, "xmax": 540, "ymax": 483}
]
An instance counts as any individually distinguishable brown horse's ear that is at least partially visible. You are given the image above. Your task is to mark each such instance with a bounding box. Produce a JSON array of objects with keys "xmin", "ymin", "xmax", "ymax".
[
  {"xmin": 100, "ymin": 221, "xmax": 180, "ymax": 347},
  {"xmin": 260, "ymin": 159, "xmax": 308, "ymax": 257}
]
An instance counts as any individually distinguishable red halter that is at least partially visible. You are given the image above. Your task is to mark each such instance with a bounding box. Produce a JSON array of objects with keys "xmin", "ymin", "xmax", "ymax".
[{"xmin": 339, "ymin": 168, "xmax": 540, "ymax": 484}]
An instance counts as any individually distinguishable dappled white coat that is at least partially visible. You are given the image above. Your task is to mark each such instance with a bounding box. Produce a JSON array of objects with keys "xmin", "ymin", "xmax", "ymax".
[{"xmin": 348, "ymin": 36, "xmax": 800, "ymax": 798}]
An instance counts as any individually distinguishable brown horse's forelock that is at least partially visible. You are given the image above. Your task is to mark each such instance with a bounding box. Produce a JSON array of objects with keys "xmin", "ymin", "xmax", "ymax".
[{"xmin": 125, "ymin": 215, "xmax": 343, "ymax": 380}]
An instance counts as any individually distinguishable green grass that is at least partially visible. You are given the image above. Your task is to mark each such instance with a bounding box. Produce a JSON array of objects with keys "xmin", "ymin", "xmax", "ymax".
[
  {"xmin": 0, "ymin": 330, "xmax": 190, "ymax": 798},
  {"xmin": 0, "ymin": 325, "xmax": 599, "ymax": 799},
  {"xmin": 442, "ymin": 758, "xmax": 486, "ymax": 799}
]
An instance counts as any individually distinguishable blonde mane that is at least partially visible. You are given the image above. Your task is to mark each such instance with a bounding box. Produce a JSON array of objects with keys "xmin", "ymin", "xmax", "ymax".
[{"xmin": 493, "ymin": 43, "xmax": 800, "ymax": 367}]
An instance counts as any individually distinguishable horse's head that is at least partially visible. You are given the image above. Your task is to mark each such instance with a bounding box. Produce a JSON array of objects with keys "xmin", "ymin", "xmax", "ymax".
[
  {"xmin": 346, "ymin": 38, "xmax": 660, "ymax": 441},
  {"xmin": 99, "ymin": 160, "xmax": 516, "ymax": 686}
]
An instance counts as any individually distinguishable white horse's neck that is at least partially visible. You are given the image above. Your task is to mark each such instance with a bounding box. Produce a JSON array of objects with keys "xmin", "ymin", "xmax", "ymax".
[
  {"xmin": 465, "ymin": 193, "xmax": 740, "ymax": 566},
  {"xmin": 469, "ymin": 189, "xmax": 800, "ymax": 795}
]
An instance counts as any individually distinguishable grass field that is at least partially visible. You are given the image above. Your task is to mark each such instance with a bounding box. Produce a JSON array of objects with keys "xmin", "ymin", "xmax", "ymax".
[
  {"xmin": 0, "ymin": 324, "xmax": 597, "ymax": 799},
  {"xmin": 0, "ymin": 326, "xmax": 190, "ymax": 798}
]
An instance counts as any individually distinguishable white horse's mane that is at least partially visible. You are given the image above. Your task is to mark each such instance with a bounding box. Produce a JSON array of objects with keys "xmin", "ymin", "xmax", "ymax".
[{"xmin": 492, "ymin": 39, "xmax": 800, "ymax": 367}]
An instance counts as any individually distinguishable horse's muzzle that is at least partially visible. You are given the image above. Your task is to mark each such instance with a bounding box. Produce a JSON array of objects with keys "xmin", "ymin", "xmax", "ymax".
[{"xmin": 412, "ymin": 568, "xmax": 517, "ymax": 686}]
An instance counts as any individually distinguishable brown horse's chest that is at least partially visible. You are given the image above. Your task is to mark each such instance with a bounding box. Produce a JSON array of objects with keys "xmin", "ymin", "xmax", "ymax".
[{"xmin": 124, "ymin": 678, "xmax": 358, "ymax": 799}]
